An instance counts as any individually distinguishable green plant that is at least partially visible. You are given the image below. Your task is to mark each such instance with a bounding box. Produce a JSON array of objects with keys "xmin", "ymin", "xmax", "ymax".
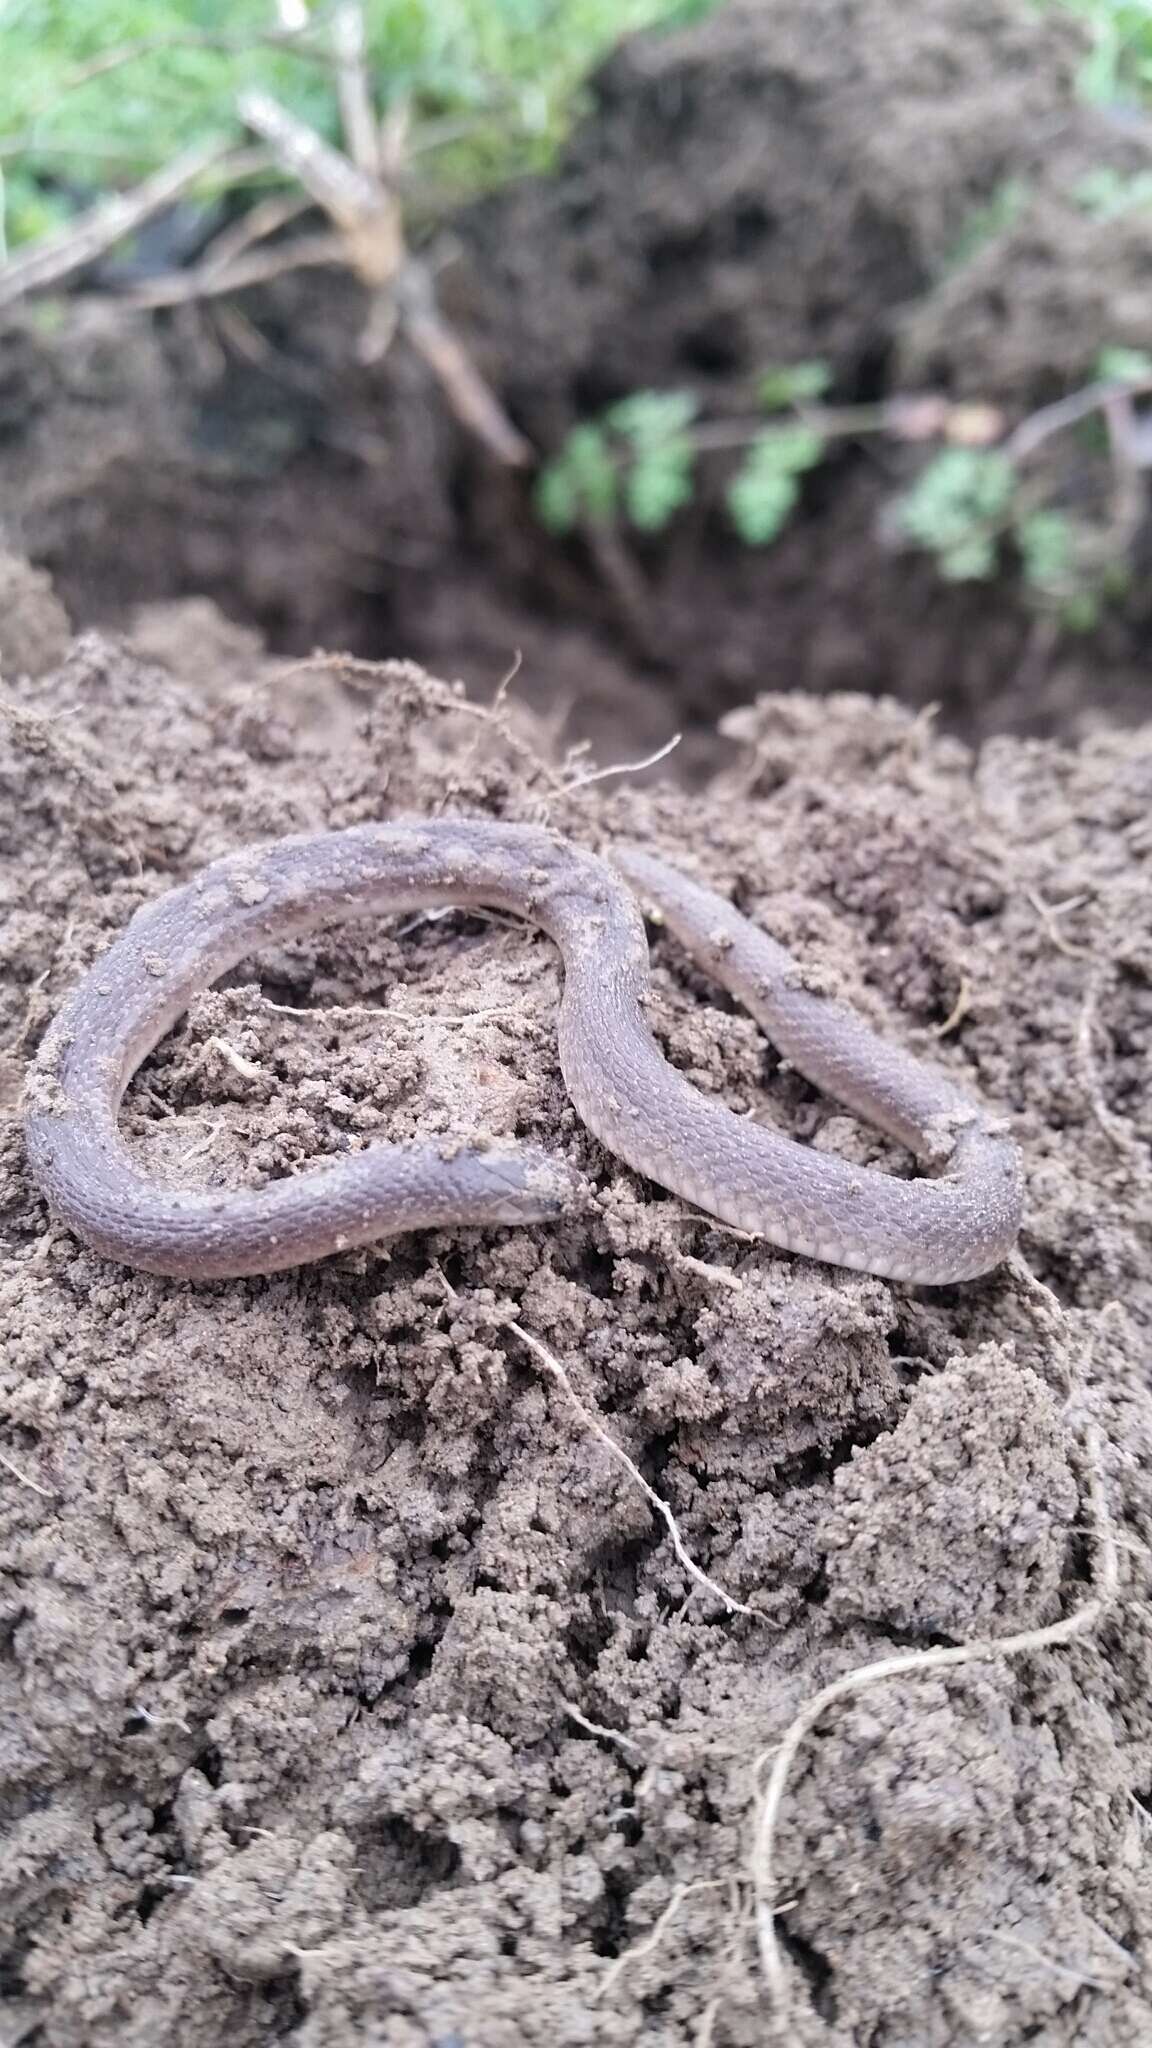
[
  {"xmin": 757, "ymin": 361, "xmax": 830, "ymax": 409},
  {"xmin": 1074, "ymin": 165, "xmax": 1152, "ymax": 217},
  {"xmin": 1096, "ymin": 342, "xmax": 1152, "ymax": 381},
  {"xmin": 0, "ymin": 0, "xmax": 702, "ymax": 248},
  {"xmin": 534, "ymin": 422, "xmax": 621, "ymax": 530},
  {"xmin": 537, "ymin": 370, "xmax": 832, "ymax": 543},
  {"xmin": 891, "ymin": 448, "xmax": 1016, "ymax": 581},
  {"xmin": 726, "ymin": 424, "xmax": 825, "ymax": 544},
  {"xmin": 539, "ymin": 345, "xmax": 1149, "ymax": 636},
  {"xmin": 1044, "ymin": 0, "xmax": 1152, "ymax": 102},
  {"xmin": 608, "ymin": 390, "xmax": 699, "ymax": 530}
]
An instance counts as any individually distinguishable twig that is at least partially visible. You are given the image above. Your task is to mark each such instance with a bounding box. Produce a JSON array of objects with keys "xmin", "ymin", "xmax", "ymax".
[
  {"xmin": 394, "ymin": 260, "xmax": 532, "ymax": 461},
  {"xmin": 0, "ymin": 135, "xmax": 233, "ymax": 312},
  {"xmin": 506, "ymin": 1320, "xmax": 756, "ymax": 1618},
  {"xmin": 1005, "ymin": 375, "xmax": 1152, "ymax": 464},
  {"xmin": 113, "ymin": 232, "xmax": 345, "ymax": 308},
  {"xmin": 278, "ymin": 652, "xmax": 567, "ymax": 794},
  {"xmin": 332, "ymin": 3, "xmax": 381, "ymax": 180},
  {"xmin": 749, "ymin": 1419, "xmax": 1117, "ymax": 2014},
  {"xmin": 983, "ymin": 1927, "xmax": 1108, "ymax": 1993},
  {"xmin": 197, "ymin": 188, "xmax": 315, "ymax": 279},
  {"xmin": 237, "ymin": 88, "xmax": 402, "ymax": 286},
  {"xmin": 670, "ymin": 1251, "xmax": 745, "ymax": 1292}
]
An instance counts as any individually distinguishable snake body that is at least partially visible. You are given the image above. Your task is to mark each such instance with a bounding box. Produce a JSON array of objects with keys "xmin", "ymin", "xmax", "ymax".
[{"xmin": 22, "ymin": 820, "xmax": 1022, "ymax": 1284}]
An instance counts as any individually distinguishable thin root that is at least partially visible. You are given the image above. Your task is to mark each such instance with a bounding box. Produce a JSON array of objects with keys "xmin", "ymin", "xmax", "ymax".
[
  {"xmin": 507, "ymin": 1319, "xmax": 756, "ymax": 1618},
  {"xmin": 749, "ymin": 1409, "xmax": 1118, "ymax": 2016}
]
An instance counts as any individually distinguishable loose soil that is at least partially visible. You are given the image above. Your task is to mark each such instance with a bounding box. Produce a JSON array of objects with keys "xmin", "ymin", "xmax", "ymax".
[
  {"xmin": 0, "ymin": 588, "xmax": 1150, "ymax": 2045},
  {"xmin": 3, "ymin": 1, "xmax": 1152, "ymax": 2041}
]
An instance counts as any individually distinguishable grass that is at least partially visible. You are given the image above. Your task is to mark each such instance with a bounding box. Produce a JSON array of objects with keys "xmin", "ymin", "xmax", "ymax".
[
  {"xmin": 1041, "ymin": 0, "xmax": 1152, "ymax": 102},
  {"xmin": 0, "ymin": 0, "xmax": 710, "ymax": 246}
]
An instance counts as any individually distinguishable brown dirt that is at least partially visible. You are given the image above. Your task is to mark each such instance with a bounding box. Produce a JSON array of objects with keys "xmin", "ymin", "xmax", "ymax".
[
  {"xmin": 1, "ymin": 582, "xmax": 1151, "ymax": 2046},
  {"xmin": 5, "ymin": 0, "xmax": 1152, "ymax": 767}
]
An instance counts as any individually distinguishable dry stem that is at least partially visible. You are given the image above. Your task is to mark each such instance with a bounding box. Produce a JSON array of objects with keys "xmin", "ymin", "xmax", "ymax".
[{"xmin": 0, "ymin": 136, "xmax": 233, "ymax": 311}]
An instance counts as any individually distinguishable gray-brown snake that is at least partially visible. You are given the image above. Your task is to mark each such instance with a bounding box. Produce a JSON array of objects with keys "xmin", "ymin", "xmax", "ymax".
[{"xmin": 22, "ymin": 820, "xmax": 1023, "ymax": 1284}]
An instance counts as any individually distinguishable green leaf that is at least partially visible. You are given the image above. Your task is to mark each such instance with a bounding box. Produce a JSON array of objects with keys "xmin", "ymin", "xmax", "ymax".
[
  {"xmin": 1060, "ymin": 591, "xmax": 1102, "ymax": 634},
  {"xmin": 1016, "ymin": 509, "xmax": 1076, "ymax": 595},
  {"xmin": 607, "ymin": 389, "xmax": 698, "ymax": 443},
  {"xmin": 534, "ymin": 423, "xmax": 618, "ymax": 532},
  {"xmin": 725, "ymin": 424, "xmax": 826, "ymax": 545},
  {"xmin": 1097, "ymin": 344, "xmax": 1152, "ymax": 385},
  {"xmin": 534, "ymin": 461, "xmax": 579, "ymax": 534},
  {"xmin": 758, "ymin": 361, "xmax": 831, "ymax": 410},
  {"xmin": 938, "ymin": 534, "xmax": 998, "ymax": 581},
  {"xmin": 893, "ymin": 448, "xmax": 1015, "ymax": 578},
  {"xmin": 727, "ymin": 465, "xmax": 798, "ymax": 547},
  {"xmin": 625, "ymin": 442, "xmax": 695, "ymax": 531},
  {"xmin": 1073, "ymin": 166, "xmax": 1152, "ymax": 219}
]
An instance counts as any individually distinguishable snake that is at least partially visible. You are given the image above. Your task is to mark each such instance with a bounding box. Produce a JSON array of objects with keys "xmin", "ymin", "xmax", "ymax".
[{"xmin": 21, "ymin": 819, "xmax": 1023, "ymax": 1284}]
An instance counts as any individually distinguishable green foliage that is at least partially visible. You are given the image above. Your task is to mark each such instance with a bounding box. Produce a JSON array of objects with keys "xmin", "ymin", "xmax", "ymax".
[
  {"xmin": 1045, "ymin": 0, "xmax": 1152, "ymax": 102},
  {"xmin": 535, "ymin": 390, "xmax": 698, "ymax": 534},
  {"xmin": 1073, "ymin": 165, "xmax": 1152, "ymax": 218},
  {"xmin": 891, "ymin": 448, "xmax": 1015, "ymax": 580},
  {"xmin": 606, "ymin": 390, "xmax": 698, "ymax": 530},
  {"xmin": 534, "ymin": 423, "xmax": 618, "ymax": 531},
  {"xmin": 535, "ymin": 392, "xmax": 700, "ymax": 534},
  {"xmin": 1015, "ymin": 508, "xmax": 1077, "ymax": 595},
  {"xmin": 726, "ymin": 425, "xmax": 825, "ymax": 544},
  {"xmin": 538, "ymin": 348, "xmax": 1143, "ymax": 635},
  {"xmin": 0, "ymin": 0, "xmax": 698, "ymax": 247},
  {"xmin": 1096, "ymin": 343, "xmax": 1152, "ymax": 382},
  {"xmin": 758, "ymin": 360, "xmax": 830, "ymax": 410}
]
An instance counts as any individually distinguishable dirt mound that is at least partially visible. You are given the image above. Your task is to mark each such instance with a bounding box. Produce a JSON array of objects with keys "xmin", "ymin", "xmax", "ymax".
[
  {"xmin": 460, "ymin": 0, "xmax": 1152, "ymax": 736},
  {"xmin": 463, "ymin": 0, "xmax": 1092, "ymax": 412},
  {"xmin": 1, "ymin": 593, "xmax": 1150, "ymax": 2044},
  {"xmin": 5, "ymin": 0, "xmax": 1152, "ymax": 760}
]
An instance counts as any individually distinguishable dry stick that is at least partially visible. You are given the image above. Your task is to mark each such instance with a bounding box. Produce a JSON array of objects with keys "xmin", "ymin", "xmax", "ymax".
[
  {"xmin": 238, "ymin": 88, "xmax": 530, "ymax": 462},
  {"xmin": 506, "ymin": 1320, "xmax": 756, "ymax": 1619},
  {"xmin": 394, "ymin": 260, "xmax": 533, "ymax": 462},
  {"xmin": 332, "ymin": 1, "xmax": 382, "ymax": 180},
  {"xmin": 197, "ymin": 187, "xmax": 315, "ymax": 278},
  {"xmin": 749, "ymin": 1418, "xmax": 1118, "ymax": 2013},
  {"xmin": 114, "ymin": 233, "xmax": 346, "ymax": 309},
  {"xmin": 0, "ymin": 135, "xmax": 234, "ymax": 311},
  {"xmin": 237, "ymin": 87, "xmax": 402, "ymax": 287},
  {"xmin": 1005, "ymin": 373, "xmax": 1152, "ymax": 463},
  {"xmin": 931, "ymin": 974, "xmax": 972, "ymax": 1039}
]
